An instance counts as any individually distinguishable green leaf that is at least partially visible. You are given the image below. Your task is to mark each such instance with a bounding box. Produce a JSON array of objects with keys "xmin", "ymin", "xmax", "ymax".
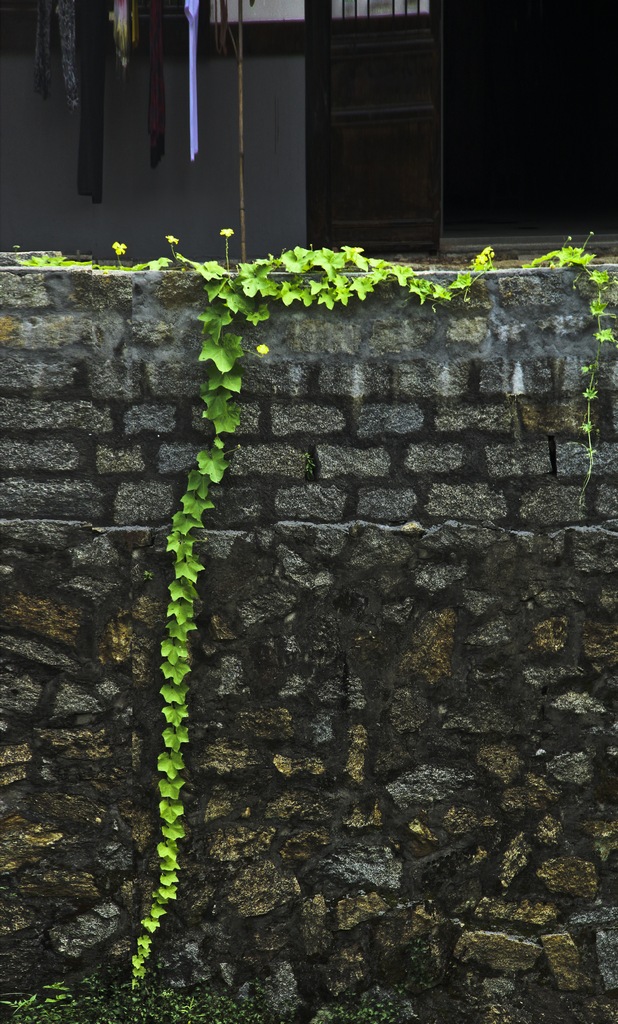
[
  {"xmin": 589, "ymin": 269, "xmax": 609, "ymax": 286},
  {"xmin": 169, "ymin": 578, "xmax": 197, "ymax": 601},
  {"xmin": 141, "ymin": 916, "xmax": 161, "ymax": 933},
  {"xmin": 158, "ymin": 750, "xmax": 185, "ymax": 778},
  {"xmin": 197, "ymin": 448, "xmax": 229, "ymax": 483},
  {"xmin": 156, "ymin": 883, "xmax": 178, "ymax": 901},
  {"xmin": 160, "ymin": 870, "xmax": 179, "ymax": 887},
  {"xmin": 162, "ymin": 703, "xmax": 189, "ymax": 726},
  {"xmin": 162, "ymin": 725, "xmax": 189, "ymax": 751},
  {"xmin": 174, "ymin": 557, "xmax": 205, "ymax": 584},
  {"xmin": 245, "ymin": 303, "xmax": 270, "ymax": 325},
  {"xmin": 162, "ymin": 820, "xmax": 186, "ymax": 841},
  {"xmin": 166, "ymin": 599, "xmax": 193, "ymax": 626},
  {"xmin": 349, "ymin": 277, "xmax": 375, "ymax": 300},
  {"xmin": 159, "ymin": 799, "xmax": 185, "ymax": 824},
  {"xmin": 160, "ymin": 682, "xmax": 189, "ymax": 705},
  {"xmin": 160, "ymin": 660, "xmax": 191, "ymax": 684},
  {"xmin": 171, "ymin": 510, "xmax": 203, "ymax": 535},
  {"xmin": 199, "ymin": 332, "xmax": 244, "ymax": 373},
  {"xmin": 166, "ymin": 620, "xmax": 197, "ymax": 642},
  {"xmin": 594, "ymin": 328, "xmax": 615, "ymax": 343},
  {"xmin": 159, "ymin": 776, "xmax": 186, "ymax": 799},
  {"xmin": 161, "ymin": 639, "xmax": 188, "ymax": 663}
]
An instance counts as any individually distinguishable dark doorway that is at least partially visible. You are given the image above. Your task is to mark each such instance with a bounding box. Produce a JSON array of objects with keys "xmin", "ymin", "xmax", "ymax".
[
  {"xmin": 443, "ymin": 0, "xmax": 618, "ymax": 237},
  {"xmin": 306, "ymin": 1, "xmax": 442, "ymax": 252}
]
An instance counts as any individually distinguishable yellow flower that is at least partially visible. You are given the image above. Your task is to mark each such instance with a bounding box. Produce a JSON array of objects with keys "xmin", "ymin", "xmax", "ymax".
[
  {"xmin": 166, "ymin": 235, "xmax": 179, "ymax": 246},
  {"xmin": 256, "ymin": 344, "xmax": 269, "ymax": 357},
  {"xmin": 220, "ymin": 228, "xmax": 234, "ymax": 238},
  {"xmin": 112, "ymin": 241, "xmax": 127, "ymax": 257}
]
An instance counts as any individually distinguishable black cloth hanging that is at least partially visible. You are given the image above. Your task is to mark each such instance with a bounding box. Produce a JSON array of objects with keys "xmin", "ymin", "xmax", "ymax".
[
  {"xmin": 149, "ymin": 0, "xmax": 165, "ymax": 168},
  {"xmin": 77, "ymin": 0, "xmax": 108, "ymax": 203},
  {"xmin": 34, "ymin": 0, "xmax": 79, "ymax": 111}
]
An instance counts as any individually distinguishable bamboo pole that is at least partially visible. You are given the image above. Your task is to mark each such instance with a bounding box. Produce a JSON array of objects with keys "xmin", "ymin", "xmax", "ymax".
[{"xmin": 238, "ymin": 0, "xmax": 246, "ymax": 261}]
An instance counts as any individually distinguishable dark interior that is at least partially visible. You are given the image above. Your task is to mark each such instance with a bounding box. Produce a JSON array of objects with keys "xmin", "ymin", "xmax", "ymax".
[{"xmin": 443, "ymin": 0, "xmax": 618, "ymax": 237}]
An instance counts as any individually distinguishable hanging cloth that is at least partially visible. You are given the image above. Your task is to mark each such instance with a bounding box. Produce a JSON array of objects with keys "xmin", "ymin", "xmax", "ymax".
[
  {"xmin": 114, "ymin": 0, "xmax": 131, "ymax": 72},
  {"xmin": 77, "ymin": 0, "xmax": 107, "ymax": 203},
  {"xmin": 149, "ymin": 0, "xmax": 165, "ymax": 168},
  {"xmin": 185, "ymin": 0, "xmax": 199, "ymax": 161},
  {"xmin": 34, "ymin": 0, "xmax": 78, "ymax": 111}
]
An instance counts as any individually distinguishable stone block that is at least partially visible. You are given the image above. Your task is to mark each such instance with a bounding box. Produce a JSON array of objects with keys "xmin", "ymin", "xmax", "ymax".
[
  {"xmin": 0, "ymin": 315, "xmax": 20, "ymax": 344},
  {"xmin": 0, "ymin": 398, "xmax": 112, "ymax": 433},
  {"xmin": 435, "ymin": 402, "xmax": 513, "ymax": 434},
  {"xmin": 145, "ymin": 362, "xmax": 202, "ymax": 398},
  {"xmin": 49, "ymin": 903, "xmax": 122, "ymax": 959},
  {"xmin": 426, "ymin": 483, "xmax": 508, "ymax": 521},
  {"xmin": 394, "ymin": 360, "xmax": 470, "ymax": 398},
  {"xmin": 0, "ymin": 440, "xmax": 80, "ymax": 471},
  {"xmin": 386, "ymin": 765, "xmax": 472, "ymax": 806},
  {"xmin": 596, "ymin": 930, "xmax": 618, "ymax": 991},
  {"xmin": 0, "ymin": 480, "xmax": 105, "ymax": 519},
  {"xmin": 97, "ymin": 446, "xmax": 146, "ymax": 474},
  {"xmin": 455, "ymin": 930, "xmax": 542, "ymax": 970},
  {"xmin": 446, "ymin": 316, "xmax": 488, "ymax": 347},
  {"xmin": 0, "ymin": 271, "xmax": 50, "ymax": 308},
  {"xmin": 541, "ymin": 933, "xmax": 589, "ymax": 991},
  {"xmin": 519, "ymin": 485, "xmax": 584, "ymax": 526},
  {"xmin": 319, "ymin": 362, "xmax": 391, "ymax": 398},
  {"xmin": 547, "ymin": 752, "xmax": 593, "ymax": 785},
  {"xmin": 497, "ymin": 271, "xmax": 569, "ymax": 309},
  {"xmin": 229, "ymin": 445, "xmax": 305, "ymax": 478},
  {"xmin": 336, "ymin": 892, "xmax": 387, "ymax": 930},
  {"xmin": 320, "ymin": 846, "xmax": 402, "ymax": 890},
  {"xmin": 271, "ymin": 403, "xmax": 346, "ymax": 435},
  {"xmin": 284, "ymin": 317, "xmax": 362, "ymax": 354},
  {"xmin": 537, "ymin": 857, "xmax": 598, "ymax": 897},
  {"xmin": 474, "ymin": 898, "xmax": 558, "ymax": 926},
  {"xmin": 0, "ymin": 815, "xmax": 64, "ymax": 871},
  {"xmin": 0, "ymin": 356, "xmax": 77, "ymax": 393},
  {"xmin": 157, "ymin": 443, "xmax": 200, "ymax": 474},
  {"xmin": 357, "ymin": 403, "xmax": 424, "ymax": 437},
  {"xmin": 369, "ymin": 317, "xmax": 436, "ymax": 352},
  {"xmin": 124, "ymin": 404, "xmax": 176, "ymax": 435},
  {"xmin": 113, "ymin": 482, "xmax": 175, "ymax": 524},
  {"xmin": 517, "ymin": 397, "xmax": 582, "ymax": 434},
  {"xmin": 356, "ymin": 488, "xmax": 417, "ymax": 522},
  {"xmin": 226, "ymin": 860, "xmax": 300, "ymax": 916},
  {"xmin": 275, "ymin": 485, "xmax": 347, "ymax": 521},
  {"xmin": 485, "ymin": 442, "xmax": 550, "ymax": 477},
  {"xmin": 316, "ymin": 445, "xmax": 390, "ymax": 477},
  {"xmin": 597, "ymin": 485, "xmax": 618, "ymax": 518},
  {"xmin": 0, "ymin": 673, "xmax": 43, "ymax": 714},
  {"xmin": 479, "ymin": 358, "xmax": 553, "ymax": 397},
  {"xmin": 243, "ymin": 362, "xmax": 313, "ymax": 399},
  {"xmin": 89, "ymin": 360, "xmax": 141, "ymax": 401},
  {"xmin": 1, "ymin": 593, "xmax": 81, "ymax": 644},
  {"xmin": 405, "ymin": 443, "xmax": 464, "ymax": 472},
  {"xmin": 400, "ymin": 608, "xmax": 456, "ymax": 684},
  {"xmin": 208, "ymin": 826, "xmax": 275, "ymax": 862}
]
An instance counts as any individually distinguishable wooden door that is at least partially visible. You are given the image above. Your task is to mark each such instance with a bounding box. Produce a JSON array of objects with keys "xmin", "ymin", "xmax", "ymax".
[{"xmin": 306, "ymin": 1, "xmax": 442, "ymax": 252}]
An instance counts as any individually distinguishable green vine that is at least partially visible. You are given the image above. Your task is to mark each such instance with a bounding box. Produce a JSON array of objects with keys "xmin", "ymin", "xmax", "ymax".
[
  {"xmin": 130, "ymin": 240, "xmax": 495, "ymax": 981},
  {"xmin": 525, "ymin": 234, "xmax": 618, "ymax": 501}
]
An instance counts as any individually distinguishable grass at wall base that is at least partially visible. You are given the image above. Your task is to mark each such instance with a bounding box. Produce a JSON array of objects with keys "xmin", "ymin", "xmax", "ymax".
[
  {"xmin": 15, "ymin": 233, "xmax": 617, "ymax": 996},
  {"xmin": 0, "ymin": 971, "xmax": 421, "ymax": 1024}
]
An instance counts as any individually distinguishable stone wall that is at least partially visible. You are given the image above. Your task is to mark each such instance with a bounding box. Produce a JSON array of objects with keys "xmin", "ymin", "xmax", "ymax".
[{"xmin": 0, "ymin": 265, "xmax": 617, "ymax": 1023}]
